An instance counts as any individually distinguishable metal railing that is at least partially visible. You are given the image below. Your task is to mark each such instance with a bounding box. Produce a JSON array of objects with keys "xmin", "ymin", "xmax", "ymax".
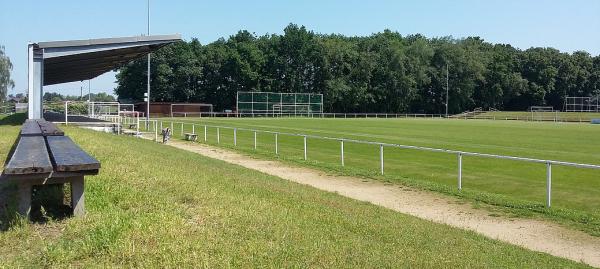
[
  {"xmin": 167, "ymin": 111, "xmax": 448, "ymax": 119},
  {"xmin": 167, "ymin": 111, "xmax": 600, "ymax": 123},
  {"xmin": 139, "ymin": 119, "xmax": 600, "ymax": 208}
]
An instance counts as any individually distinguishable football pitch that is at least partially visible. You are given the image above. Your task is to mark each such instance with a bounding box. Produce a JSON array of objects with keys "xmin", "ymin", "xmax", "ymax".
[{"xmin": 151, "ymin": 117, "xmax": 600, "ymax": 234}]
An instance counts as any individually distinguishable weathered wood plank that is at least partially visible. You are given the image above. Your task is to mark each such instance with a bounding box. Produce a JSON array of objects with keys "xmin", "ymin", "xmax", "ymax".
[
  {"xmin": 20, "ymin": 119, "xmax": 43, "ymax": 136},
  {"xmin": 37, "ymin": 120, "xmax": 64, "ymax": 136},
  {"xmin": 71, "ymin": 176, "xmax": 85, "ymax": 216},
  {"xmin": 4, "ymin": 136, "xmax": 53, "ymax": 174},
  {"xmin": 46, "ymin": 136, "xmax": 100, "ymax": 172}
]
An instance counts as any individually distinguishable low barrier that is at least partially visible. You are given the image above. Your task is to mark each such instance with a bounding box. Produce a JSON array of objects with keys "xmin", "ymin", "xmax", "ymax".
[{"xmin": 139, "ymin": 119, "xmax": 600, "ymax": 208}]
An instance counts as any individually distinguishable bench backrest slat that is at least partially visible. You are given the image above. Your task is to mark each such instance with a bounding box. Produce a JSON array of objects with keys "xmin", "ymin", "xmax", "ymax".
[
  {"xmin": 4, "ymin": 136, "xmax": 53, "ymax": 174},
  {"xmin": 46, "ymin": 136, "xmax": 100, "ymax": 172},
  {"xmin": 20, "ymin": 119, "xmax": 43, "ymax": 136}
]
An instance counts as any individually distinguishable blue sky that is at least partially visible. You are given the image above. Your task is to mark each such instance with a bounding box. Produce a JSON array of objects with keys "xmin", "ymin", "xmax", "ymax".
[{"xmin": 1, "ymin": 0, "xmax": 599, "ymax": 97}]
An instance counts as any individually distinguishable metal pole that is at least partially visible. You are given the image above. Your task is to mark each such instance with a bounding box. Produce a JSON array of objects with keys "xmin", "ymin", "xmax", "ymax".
[
  {"xmin": 234, "ymin": 128, "xmax": 237, "ymax": 146},
  {"xmin": 154, "ymin": 121, "xmax": 157, "ymax": 141},
  {"xmin": 458, "ymin": 153, "xmax": 463, "ymax": 190},
  {"xmin": 170, "ymin": 122, "xmax": 173, "ymax": 132},
  {"xmin": 275, "ymin": 133, "xmax": 279, "ymax": 155},
  {"xmin": 160, "ymin": 121, "xmax": 163, "ymax": 131},
  {"xmin": 146, "ymin": 0, "xmax": 151, "ymax": 126},
  {"xmin": 181, "ymin": 123, "xmax": 184, "ymax": 136},
  {"xmin": 303, "ymin": 136, "xmax": 307, "ymax": 160},
  {"xmin": 217, "ymin": 128, "xmax": 220, "ymax": 144},
  {"xmin": 204, "ymin": 125, "xmax": 207, "ymax": 142},
  {"xmin": 65, "ymin": 102, "xmax": 68, "ymax": 125},
  {"xmin": 380, "ymin": 144, "xmax": 384, "ymax": 175},
  {"xmin": 340, "ymin": 140, "xmax": 345, "ymax": 167},
  {"xmin": 254, "ymin": 131, "xmax": 257, "ymax": 150},
  {"xmin": 192, "ymin": 124, "xmax": 195, "ymax": 134},
  {"xmin": 445, "ymin": 64, "xmax": 449, "ymax": 117},
  {"xmin": 546, "ymin": 162, "xmax": 552, "ymax": 208}
]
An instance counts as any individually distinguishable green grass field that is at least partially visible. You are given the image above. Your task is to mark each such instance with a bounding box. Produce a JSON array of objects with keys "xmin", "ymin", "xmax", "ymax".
[
  {"xmin": 151, "ymin": 117, "xmax": 600, "ymax": 236},
  {"xmin": 0, "ymin": 114, "xmax": 590, "ymax": 267}
]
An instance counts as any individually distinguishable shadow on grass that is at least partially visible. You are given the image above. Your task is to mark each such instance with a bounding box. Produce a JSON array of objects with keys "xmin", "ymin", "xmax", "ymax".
[
  {"xmin": 0, "ymin": 113, "xmax": 26, "ymax": 126},
  {"xmin": 0, "ymin": 183, "xmax": 73, "ymax": 231}
]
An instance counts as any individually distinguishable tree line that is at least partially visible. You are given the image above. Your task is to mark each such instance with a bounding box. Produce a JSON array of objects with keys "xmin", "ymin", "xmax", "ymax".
[
  {"xmin": 43, "ymin": 92, "xmax": 115, "ymax": 103},
  {"xmin": 115, "ymin": 24, "xmax": 600, "ymax": 114}
]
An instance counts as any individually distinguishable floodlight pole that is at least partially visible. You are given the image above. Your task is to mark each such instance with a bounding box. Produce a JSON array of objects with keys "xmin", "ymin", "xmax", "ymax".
[
  {"xmin": 146, "ymin": 0, "xmax": 151, "ymax": 125},
  {"xmin": 445, "ymin": 64, "xmax": 449, "ymax": 118}
]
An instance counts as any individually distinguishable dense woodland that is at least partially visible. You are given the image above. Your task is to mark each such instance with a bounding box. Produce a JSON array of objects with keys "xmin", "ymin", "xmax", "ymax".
[{"xmin": 115, "ymin": 24, "xmax": 600, "ymax": 114}]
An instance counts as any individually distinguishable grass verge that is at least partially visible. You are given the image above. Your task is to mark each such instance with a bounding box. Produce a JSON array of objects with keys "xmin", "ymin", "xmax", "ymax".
[{"xmin": 0, "ymin": 117, "xmax": 590, "ymax": 267}]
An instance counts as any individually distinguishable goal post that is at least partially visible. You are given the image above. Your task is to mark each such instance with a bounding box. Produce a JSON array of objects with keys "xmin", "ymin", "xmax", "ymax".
[
  {"xmin": 272, "ymin": 104, "xmax": 312, "ymax": 116},
  {"xmin": 170, "ymin": 103, "xmax": 214, "ymax": 117},
  {"xmin": 236, "ymin": 91, "xmax": 323, "ymax": 117},
  {"xmin": 529, "ymin": 106, "xmax": 556, "ymax": 122}
]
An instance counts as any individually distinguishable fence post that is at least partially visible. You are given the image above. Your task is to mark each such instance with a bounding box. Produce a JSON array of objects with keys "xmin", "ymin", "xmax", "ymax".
[
  {"xmin": 340, "ymin": 140, "xmax": 345, "ymax": 167},
  {"xmin": 181, "ymin": 123, "xmax": 184, "ymax": 136},
  {"xmin": 170, "ymin": 121, "xmax": 173, "ymax": 131},
  {"xmin": 154, "ymin": 121, "xmax": 158, "ymax": 141},
  {"xmin": 458, "ymin": 153, "xmax": 463, "ymax": 190},
  {"xmin": 303, "ymin": 136, "xmax": 307, "ymax": 160},
  {"xmin": 204, "ymin": 125, "xmax": 207, "ymax": 142},
  {"xmin": 546, "ymin": 162, "xmax": 552, "ymax": 208},
  {"xmin": 380, "ymin": 144, "xmax": 384, "ymax": 175},
  {"xmin": 217, "ymin": 128, "xmax": 220, "ymax": 144},
  {"xmin": 254, "ymin": 131, "xmax": 257, "ymax": 150},
  {"xmin": 160, "ymin": 121, "xmax": 163, "ymax": 131},
  {"xmin": 275, "ymin": 133, "xmax": 279, "ymax": 155},
  {"xmin": 234, "ymin": 128, "xmax": 237, "ymax": 146},
  {"xmin": 192, "ymin": 124, "xmax": 195, "ymax": 134}
]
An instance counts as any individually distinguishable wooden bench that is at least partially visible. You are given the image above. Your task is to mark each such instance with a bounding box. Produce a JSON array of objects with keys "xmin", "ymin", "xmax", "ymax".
[
  {"xmin": 1, "ymin": 119, "xmax": 100, "ymax": 218},
  {"xmin": 184, "ymin": 133, "xmax": 198, "ymax": 141}
]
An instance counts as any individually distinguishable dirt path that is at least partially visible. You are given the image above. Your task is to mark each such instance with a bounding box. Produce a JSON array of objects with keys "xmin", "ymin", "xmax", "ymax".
[{"xmin": 165, "ymin": 139, "xmax": 600, "ymax": 267}]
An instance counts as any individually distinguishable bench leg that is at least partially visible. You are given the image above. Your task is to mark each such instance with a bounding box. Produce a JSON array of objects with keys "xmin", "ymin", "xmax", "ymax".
[
  {"xmin": 17, "ymin": 182, "xmax": 32, "ymax": 218},
  {"xmin": 70, "ymin": 176, "xmax": 85, "ymax": 217}
]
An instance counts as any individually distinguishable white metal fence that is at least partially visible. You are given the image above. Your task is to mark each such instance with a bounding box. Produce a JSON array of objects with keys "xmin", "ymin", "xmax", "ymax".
[
  {"xmin": 138, "ymin": 119, "xmax": 600, "ymax": 208},
  {"xmin": 170, "ymin": 112, "xmax": 600, "ymax": 123}
]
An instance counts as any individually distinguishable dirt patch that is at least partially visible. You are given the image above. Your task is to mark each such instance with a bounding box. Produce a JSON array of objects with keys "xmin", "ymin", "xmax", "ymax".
[{"xmin": 165, "ymin": 139, "xmax": 600, "ymax": 267}]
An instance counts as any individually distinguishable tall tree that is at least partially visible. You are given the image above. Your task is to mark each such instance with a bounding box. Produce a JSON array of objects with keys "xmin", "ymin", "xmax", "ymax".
[{"xmin": 0, "ymin": 46, "xmax": 15, "ymax": 102}]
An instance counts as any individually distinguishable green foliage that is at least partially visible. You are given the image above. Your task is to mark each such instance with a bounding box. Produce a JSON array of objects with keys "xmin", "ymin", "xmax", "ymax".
[
  {"xmin": 0, "ymin": 125, "xmax": 589, "ymax": 267},
  {"xmin": 43, "ymin": 92, "xmax": 116, "ymax": 102},
  {"xmin": 0, "ymin": 46, "xmax": 14, "ymax": 103},
  {"xmin": 116, "ymin": 24, "xmax": 600, "ymax": 114}
]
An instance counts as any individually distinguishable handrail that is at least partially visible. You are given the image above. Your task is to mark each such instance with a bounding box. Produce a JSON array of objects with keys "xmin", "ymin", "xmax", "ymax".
[{"xmin": 142, "ymin": 119, "xmax": 600, "ymax": 170}]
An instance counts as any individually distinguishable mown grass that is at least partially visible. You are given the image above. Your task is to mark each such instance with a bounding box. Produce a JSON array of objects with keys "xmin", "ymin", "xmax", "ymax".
[
  {"xmin": 153, "ymin": 117, "xmax": 600, "ymax": 236},
  {"xmin": 0, "ymin": 115, "xmax": 591, "ymax": 267}
]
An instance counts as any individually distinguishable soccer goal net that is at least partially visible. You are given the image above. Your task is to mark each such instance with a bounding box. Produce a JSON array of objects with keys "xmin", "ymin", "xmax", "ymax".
[
  {"xmin": 529, "ymin": 106, "xmax": 556, "ymax": 121},
  {"xmin": 236, "ymin": 91, "xmax": 323, "ymax": 117},
  {"xmin": 49, "ymin": 101, "xmax": 137, "ymax": 123},
  {"xmin": 170, "ymin": 103, "xmax": 214, "ymax": 117},
  {"xmin": 272, "ymin": 104, "xmax": 312, "ymax": 116}
]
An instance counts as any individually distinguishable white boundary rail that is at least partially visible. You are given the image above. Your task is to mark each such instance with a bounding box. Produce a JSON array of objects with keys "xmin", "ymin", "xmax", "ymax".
[
  {"xmin": 140, "ymin": 119, "xmax": 600, "ymax": 208},
  {"xmin": 184, "ymin": 111, "xmax": 600, "ymax": 123}
]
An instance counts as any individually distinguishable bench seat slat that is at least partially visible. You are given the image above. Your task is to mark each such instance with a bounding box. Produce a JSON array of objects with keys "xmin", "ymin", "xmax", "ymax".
[
  {"xmin": 4, "ymin": 136, "xmax": 53, "ymax": 174},
  {"xmin": 20, "ymin": 119, "xmax": 43, "ymax": 136},
  {"xmin": 37, "ymin": 120, "xmax": 64, "ymax": 136},
  {"xmin": 46, "ymin": 136, "xmax": 100, "ymax": 172}
]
